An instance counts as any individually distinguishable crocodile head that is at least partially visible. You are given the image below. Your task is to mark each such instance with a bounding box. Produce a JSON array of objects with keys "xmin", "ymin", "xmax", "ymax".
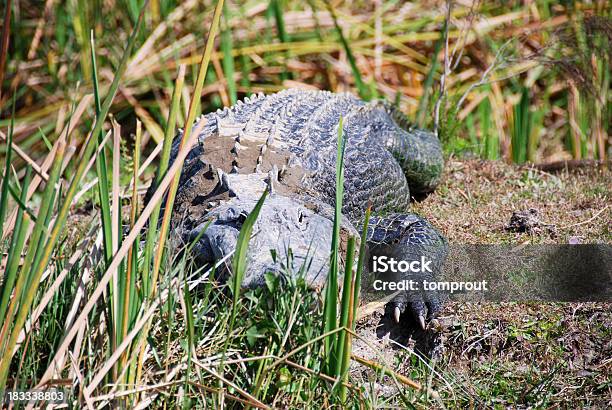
[{"xmin": 187, "ymin": 194, "xmax": 337, "ymax": 289}]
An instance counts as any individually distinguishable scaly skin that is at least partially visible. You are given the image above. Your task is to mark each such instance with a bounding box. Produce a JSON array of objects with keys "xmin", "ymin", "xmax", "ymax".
[{"xmin": 163, "ymin": 89, "xmax": 447, "ymax": 328}]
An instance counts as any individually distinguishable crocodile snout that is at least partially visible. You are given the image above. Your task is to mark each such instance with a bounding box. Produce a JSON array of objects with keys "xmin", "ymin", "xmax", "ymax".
[{"xmin": 188, "ymin": 194, "xmax": 335, "ymax": 289}]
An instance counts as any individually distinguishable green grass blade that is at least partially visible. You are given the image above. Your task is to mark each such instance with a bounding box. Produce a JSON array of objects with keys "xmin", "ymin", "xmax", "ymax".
[
  {"xmin": 181, "ymin": 268, "xmax": 195, "ymax": 407},
  {"xmin": 0, "ymin": 94, "xmax": 16, "ymax": 240},
  {"xmin": 335, "ymin": 206, "xmax": 372, "ymax": 401},
  {"xmin": 157, "ymin": 65, "xmax": 187, "ymax": 187},
  {"xmin": 0, "ymin": 168, "xmax": 32, "ymax": 323},
  {"xmin": 269, "ymin": 0, "xmax": 291, "ymax": 81},
  {"xmin": 0, "ymin": 2, "xmax": 148, "ymax": 387},
  {"xmin": 220, "ymin": 188, "xmax": 267, "ymax": 382},
  {"xmin": 511, "ymin": 87, "xmax": 530, "ymax": 164},
  {"xmin": 230, "ymin": 190, "xmax": 268, "ymax": 313},
  {"xmin": 0, "ymin": 142, "xmax": 63, "ymax": 370},
  {"xmin": 135, "ymin": 0, "xmax": 226, "ymax": 391},
  {"xmin": 142, "ymin": 64, "xmax": 186, "ymax": 296},
  {"xmin": 270, "ymin": 0, "xmax": 289, "ymax": 45},
  {"xmin": 221, "ymin": 3, "xmax": 237, "ymax": 104},
  {"xmin": 184, "ymin": 277, "xmax": 195, "ymax": 359},
  {"xmin": 323, "ymin": 116, "xmax": 345, "ymax": 375},
  {"xmin": 150, "ymin": 0, "xmax": 225, "ymax": 297},
  {"xmin": 528, "ymin": 106, "xmax": 544, "ymax": 162},
  {"xmin": 6, "ymin": 184, "xmax": 36, "ymax": 222},
  {"xmin": 334, "ymin": 235, "xmax": 356, "ymax": 378},
  {"xmin": 326, "ymin": 1, "xmax": 369, "ymax": 100},
  {"xmin": 352, "ymin": 205, "xmax": 370, "ymax": 323},
  {"xmin": 117, "ymin": 121, "xmax": 142, "ymax": 378},
  {"xmin": 416, "ymin": 29, "xmax": 443, "ymax": 128},
  {"xmin": 90, "ymin": 31, "xmax": 113, "ymax": 265},
  {"xmin": 480, "ymin": 96, "xmax": 497, "ymax": 160},
  {"xmin": 0, "ymin": 0, "xmax": 12, "ymax": 102}
]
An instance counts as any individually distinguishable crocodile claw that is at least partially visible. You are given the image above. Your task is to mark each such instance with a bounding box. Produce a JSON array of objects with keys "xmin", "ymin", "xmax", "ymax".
[
  {"xmin": 417, "ymin": 314, "xmax": 426, "ymax": 330},
  {"xmin": 388, "ymin": 289, "xmax": 440, "ymax": 330}
]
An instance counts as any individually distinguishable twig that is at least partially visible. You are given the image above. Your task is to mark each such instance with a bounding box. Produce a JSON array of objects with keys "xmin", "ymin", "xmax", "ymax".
[
  {"xmin": 268, "ymin": 327, "xmax": 344, "ymax": 369},
  {"xmin": 192, "ymin": 358, "xmax": 270, "ymax": 409},
  {"xmin": 351, "ymin": 354, "xmax": 421, "ymax": 390},
  {"xmin": 284, "ymin": 358, "xmax": 355, "ymax": 389},
  {"xmin": 0, "ymin": 131, "xmax": 49, "ymax": 180},
  {"xmin": 68, "ymin": 351, "xmax": 95, "ymax": 410},
  {"xmin": 387, "ymin": 337, "xmax": 460, "ymax": 398},
  {"xmin": 356, "ymin": 290, "xmax": 401, "ymax": 320},
  {"xmin": 561, "ymin": 205, "xmax": 609, "ymax": 229},
  {"xmin": 449, "ymin": 0, "xmax": 480, "ymax": 71},
  {"xmin": 456, "ymin": 38, "xmax": 512, "ymax": 110},
  {"xmin": 344, "ymin": 327, "xmax": 423, "ymax": 391},
  {"xmin": 189, "ymin": 381, "xmax": 269, "ymax": 408},
  {"xmin": 89, "ymin": 380, "xmax": 180, "ymax": 403}
]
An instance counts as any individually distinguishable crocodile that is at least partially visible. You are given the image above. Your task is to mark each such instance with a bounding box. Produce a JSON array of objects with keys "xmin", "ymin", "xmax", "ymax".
[{"xmin": 165, "ymin": 89, "xmax": 447, "ymax": 329}]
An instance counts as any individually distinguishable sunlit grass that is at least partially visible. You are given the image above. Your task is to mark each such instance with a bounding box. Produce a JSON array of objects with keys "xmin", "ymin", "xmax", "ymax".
[
  {"xmin": 0, "ymin": 0, "xmax": 609, "ymax": 408},
  {"xmin": 2, "ymin": 1, "xmax": 608, "ymax": 165}
]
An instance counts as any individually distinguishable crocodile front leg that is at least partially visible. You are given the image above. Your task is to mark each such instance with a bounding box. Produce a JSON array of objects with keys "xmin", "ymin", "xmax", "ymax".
[{"xmin": 367, "ymin": 213, "xmax": 447, "ymax": 329}]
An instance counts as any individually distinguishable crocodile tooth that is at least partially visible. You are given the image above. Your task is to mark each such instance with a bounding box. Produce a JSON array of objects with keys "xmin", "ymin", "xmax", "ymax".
[
  {"xmin": 394, "ymin": 307, "xmax": 401, "ymax": 323},
  {"xmin": 216, "ymin": 167, "xmax": 225, "ymax": 179},
  {"xmin": 266, "ymin": 166, "xmax": 278, "ymax": 193},
  {"xmin": 270, "ymin": 164, "xmax": 279, "ymax": 179},
  {"xmin": 278, "ymin": 165, "xmax": 287, "ymax": 181},
  {"xmin": 231, "ymin": 141, "xmax": 244, "ymax": 154}
]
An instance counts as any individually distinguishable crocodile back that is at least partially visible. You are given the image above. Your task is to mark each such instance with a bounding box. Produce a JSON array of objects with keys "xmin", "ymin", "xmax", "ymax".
[{"xmin": 171, "ymin": 89, "xmax": 443, "ymax": 225}]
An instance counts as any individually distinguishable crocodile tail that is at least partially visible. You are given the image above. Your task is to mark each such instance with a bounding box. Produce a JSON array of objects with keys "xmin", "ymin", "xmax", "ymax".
[
  {"xmin": 378, "ymin": 100, "xmax": 415, "ymax": 134},
  {"xmin": 369, "ymin": 100, "xmax": 444, "ymax": 196}
]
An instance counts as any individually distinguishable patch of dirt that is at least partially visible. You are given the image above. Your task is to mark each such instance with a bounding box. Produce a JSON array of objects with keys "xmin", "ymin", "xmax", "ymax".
[
  {"xmin": 435, "ymin": 302, "xmax": 612, "ymax": 406},
  {"xmin": 353, "ymin": 160, "xmax": 611, "ymax": 406},
  {"xmin": 413, "ymin": 159, "xmax": 610, "ymax": 243}
]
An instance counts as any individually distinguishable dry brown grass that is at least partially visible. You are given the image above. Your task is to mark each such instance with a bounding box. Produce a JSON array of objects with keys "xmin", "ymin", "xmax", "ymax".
[{"xmin": 413, "ymin": 159, "xmax": 611, "ymax": 243}]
